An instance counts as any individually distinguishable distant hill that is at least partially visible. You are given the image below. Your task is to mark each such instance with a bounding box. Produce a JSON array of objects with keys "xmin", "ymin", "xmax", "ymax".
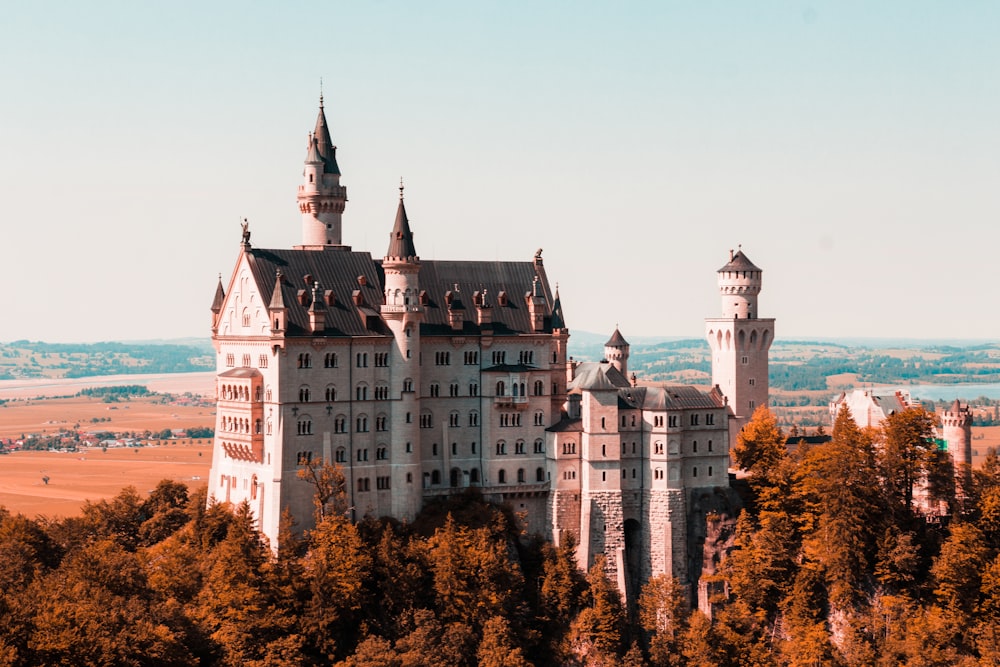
[{"xmin": 0, "ymin": 339, "xmax": 214, "ymax": 380}]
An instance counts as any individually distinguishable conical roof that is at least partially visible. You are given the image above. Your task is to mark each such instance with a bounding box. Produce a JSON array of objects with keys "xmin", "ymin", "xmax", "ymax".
[
  {"xmin": 304, "ymin": 134, "xmax": 323, "ymax": 164},
  {"xmin": 386, "ymin": 191, "xmax": 417, "ymax": 260},
  {"xmin": 551, "ymin": 287, "xmax": 565, "ymax": 329},
  {"xmin": 313, "ymin": 100, "xmax": 340, "ymax": 175},
  {"xmin": 718, "ymin": 248, "xmax": 761, "ymax": 272},
  {"xmin": 210, "ymin": 276, "xmax": 225, "ymax": 313},
  {"xmin": 268, "ymin": 272, "xmax": 286, "ymax": 310},
  {"xmin": 605, "ymin": 327, "xmax": 628, "ymax": 348}
]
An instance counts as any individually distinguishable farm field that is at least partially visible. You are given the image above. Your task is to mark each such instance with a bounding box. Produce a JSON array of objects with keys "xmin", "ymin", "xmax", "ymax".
[{"xmin": 0, "ymin": 442, "xmax": 212, "ymax": 518}]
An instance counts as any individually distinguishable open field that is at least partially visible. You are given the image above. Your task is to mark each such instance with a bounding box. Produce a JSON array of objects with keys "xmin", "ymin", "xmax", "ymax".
[
  {"xmin": 0, "ymin": 371, "xmax": 215, "ymax": 400},
  {"xmin": 0, "ymin": 442, "xmax": 212, "ymax": 518}
]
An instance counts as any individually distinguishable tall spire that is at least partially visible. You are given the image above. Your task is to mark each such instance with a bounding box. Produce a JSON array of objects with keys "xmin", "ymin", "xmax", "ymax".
[
  {"xmin": 551, "ymin": 285, "xmax": 565, "ymax": 330},
  {"xmin": 386, "ymin": 180, "xmax": 417, "ymax": 260},
  {"xmin": 312, "ymin": 95, "xmax": 340, "ymax": 175}
]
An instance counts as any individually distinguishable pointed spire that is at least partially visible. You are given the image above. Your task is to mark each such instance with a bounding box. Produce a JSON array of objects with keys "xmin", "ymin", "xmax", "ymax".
[
  {"xmin": 211, "ymin": 274, "xmax": 225, "ymax": 313},
  {"xmin": 269, "ymin": 270, "xmax": 286, "ymax": 310},
  {"xmin": 605, "ymin": 326, "xmax": 629, "ymax": 348},
  {"xmin": 551, "ymin": 285, "xmax": 565, "ymax": 330},
  {"xmin": 304, "ymin": 132, "xmax": 323, "ymax": 164},
  {"xmin": 386, "ymin": 180, "xmax": 417, "ymax": 260},
  {"xmin": 313, "ymin": 97, "xmax": 340, "ymax": 175}
]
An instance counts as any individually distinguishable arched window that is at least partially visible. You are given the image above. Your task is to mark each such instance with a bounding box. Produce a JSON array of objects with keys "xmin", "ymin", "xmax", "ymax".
[
  {"xmin": 335, "ymin": 447, "xmax": 346, "ymax": 463},
  {"xmin": 299, "ymin": 386, "xmax": 310, "ymax": 402},
  {"xmin": 535, "ymin": 467, "xmax": 545, "ymax": 482},
  {"xmin": 517, "ymin": 468, "xmax": 525, "ymax": 483},
  {"xmin": 533, "ymin": 380, "xmax": 544, "ymax": 396},
  {"xmin": 498, "ymin": 469, "xmax": 507, "ymax": 484},
  {"xmin": 431, "ymin": 470, "xmax": 441, "ymax": 485},
  {"xmin": 496, "ymin": 381, "xmax": 506, "ymax": 396}
]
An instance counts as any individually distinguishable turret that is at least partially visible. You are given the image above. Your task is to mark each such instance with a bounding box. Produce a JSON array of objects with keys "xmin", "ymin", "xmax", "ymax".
[
  {"xmin": 604, "ymin": 327, "xmax": 629, "ymax": 378},
  {"xmin": 297, "ymin": 96, "xmax": 348, "ymax": 248},
  {"xmin": 268, "ymin": 271, "xmax": 287, "ymax": 335},
  {"xmin": 941, "ymin": 399, "xmax": 973, "ymax": 494},
  {"xmin": 717, "ymin": 246, "xmax": 762, "ymax": 319},
  {"xmin": 210, "ymin": 275, "xmax": 225, "ymax": 333}
]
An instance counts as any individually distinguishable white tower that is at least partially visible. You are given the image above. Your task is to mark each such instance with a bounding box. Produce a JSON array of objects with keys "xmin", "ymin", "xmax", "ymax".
[
  {"xmin": 380, "ymin": 184, "xmax": 424, "ymax": 520},
  {"xmin": 297, "ymin": 97, "xmax": 348, "ymax": 248},
  {"xmin": 604, "ymin": 327, "xmax": 629, "ymax": 378},
  {"xmin": 705, "ymin": 247, "xmax": 774, "ymax": 451},
  {"xmin": 941, "ymin": 399, "xmax": 973, "ymax": 496}
]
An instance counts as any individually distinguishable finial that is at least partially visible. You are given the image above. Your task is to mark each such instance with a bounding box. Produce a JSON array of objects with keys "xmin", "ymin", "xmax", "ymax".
[
  {"xmin": 319, "ymin": 78, "xmax": 324, "ymax": 107},
  {"xmin": 399, "ymin": 177, "xmax": 405, "ymax": 199}
]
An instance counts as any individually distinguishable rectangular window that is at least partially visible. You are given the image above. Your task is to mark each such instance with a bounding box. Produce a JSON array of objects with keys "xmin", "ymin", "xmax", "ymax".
[
  {"xmin": 464, "ymin": 351, "xmax": 479, "ymax": 365},
  {"xmin": 374, "ymin": 352, "xmax": 389, "ymax": 367}
]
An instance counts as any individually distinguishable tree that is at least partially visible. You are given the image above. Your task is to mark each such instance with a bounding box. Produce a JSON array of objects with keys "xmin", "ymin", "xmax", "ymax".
[
  {"xmin": 568, "ymin": 556, "xmax": 625, "ymax": 666},
  {"xmin": 733, "ymin": 406, "xmax": 786, "ymax": 482},
  {"xmin": 879, "ymin": 407, "xmax": 939, "ymax": 516},
  {"xmin": 297, "ymin": 457, "xmax": 347, "ymax": 520},
  {"xmin": 639, "ymin": 574, "xmax": 688, "ymax": 666},
  {"xmin": 477, "ymin": 616, "xmax": 531, "ymax": 667}
]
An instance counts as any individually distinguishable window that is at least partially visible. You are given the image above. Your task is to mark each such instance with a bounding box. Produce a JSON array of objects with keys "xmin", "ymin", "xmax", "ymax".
[
  {"xmin": 451, "ymin": 442, "xmax": 457, "ymax": 455},
  {"xmin": 534, "ymin": 410, "xmax": 545, "ymax": 426},
  {"xmin": 496, "ymin": 441, "xmax": 507, "ymax": 455},
  {"xmin": 749, "ymin": 400, "xmax": 756, "ymax": 410},
  {"xmin": 654, "ymin": 468, "xmax": 663, "ymax": 480},
  {"xmin": 690, "ymin": 414, "xmax": 699, "ymax": 426},
  {"xmin": 708, "ymin": 440, "xmax": 713, "ymax": 452},
  {"xmin": 693, "ymin": 466, "xmax": 698, "ymax": 477},
  {"xmin": 435, "ymin": 351, "xmax": 450, "ymax": 365},
  {"xmin": 356, "ymin": 352, "xmax": 368, "ymax": 367},
  {"xmin": 297, "ymin": 451, "xmax": 312, "ymax": 465},
  {"xmin": 562, "ymin": 442, "xmax": 576, "ymax": 455},
  {"xmin": 496, "ymin": 381, "xmax": 505, "ymax": 396},
  {"xmin": 406, "ymin": 442, "xmax": 413, "ymax": 453},
  {"xmin": 668, "ymin": 415, "xmax": 678, "ymax": 427},
  {"xmin": 517, "ymin": 468, "xmax": 525, "ymax": 483},
  {"xmin": 449, "ymin": 383, "xmax": 459, "ymax": 397},
  {"xmin": 357, "ymin": 477, "xmax": 370, "ymax": 492},
  {"xmin": 654, "ymin": 442, "xmax": 664, "ymax": 455},
  {"xmin": 403, "ymin": 379, "xmax": 413, "ymax": 393},
  {"xmin": 706, "ymin": 413, "xmax": 715, "ymax": 425},
  {"xmin": 377, "ymin": 476, "xmax": 391, "ymax": 490},
  {"xmin": 601, "ymin": 444, "xmax": 606, "ymax": 457},
  {"xmin": 469, "ymin": 411, "xmax": 480, "ymax": 426},
  {"xmin": 515, "ymin": 440, "xmax": 525, "ymax": 454},
  {"xmin": 324, "ymin": 353, "xmax": 338, "ymax": 368},
  {"xmin": 431, "ymin": 470, "xmax": 441, "ymax": 485},
  {"xmin": 242, "ymin": 354, "xmax": 251, "ymax": 367},
  {"xmin": 374, "ymin": 385, "xmax": 389, "ymax": 400},
  {"xmin": 357, "ymin": 448, "xmax": 369, "ymax": 462},
  {"xmin": 741, "ymin": 356, "xmax": 749, "ymax": 364},
  {"xmin": 748, "ymin": 378, "xmax": 755, "ymax": 386},
  {"xmin": 464, "ymin": 351, "xmax": 479, "ymax": 365},
  {"xmin": 536, "ymin": 467, "xmax": 545, "ymax": 482},
  {"xmin": 601, "ymin": 417, "xmax": 605, "ymax": 429},
  {"xmin": 334, "ymin": 416, "xmax": 346, "ymax": 433},
  {"xmin": 407, "ymin": 473, "xmax": 413, "ymax": 483},
  {"xmin": 325, "ymin": 386, "xmax": 336, "ymax": 402},
  {"xmin": 708, "ymin": 466, "xmax": 713, "ymax": 477},
  {"xmin": 469, "ymin": 382, "xmax": 479, "ymax": 396},
  {"xmin": 601, "ymin": 471, "xmax": 606, "ymax": 482},
  {"xmin": 533, "ymin": 439, "xmax": 544, "ymax": 454},
  {"xmin": 654, "ymin": 415, "xmax": 664, "ymax": 427},
  {"xmin": 259, "ymin": 354, "xmax": 268, "ymax": 368},
  {"xmin": 356, "ymin": 385, "xmax": 368, "ymax": 401},
  {"xmin": 356, "ymin": 416, "xmax": 368, "ymax": 432},
  {"xmin": 498, "ymin": 469, "xmax": 507, "ymax": 484},
  {"xmin": 429, "ymin": 383, "xmax": 440, "ymax": 397},
  {"xmin": 449, "ymin": 412, "xmax": 460, "ymax": 427},
  {"xmin": 500, "ymin": 413, "xmax": 522, "ymax": 427},
  {"xmin": 471, "ymin": 442, "xmax": 477, "ymax": 454},
  {"xmin": 297, "ymin": 353, "xmax": 311, "ymax": 368},
  {"xmin": 533, "ymin": 380, "xmax": 544, "ymax": 396},
  {"xmin": 377, "ymin": 447, "xmax": 388, "ymax": 460},
  {"xmin": 492, "ymin": 351, "xmax": 506, "ymax": 365},
  {"xmin": 563, "ymin": 469, "xmax": 576, "ymax": 480},
  {"xmin": 299, "ymin": 387, "xmax": 310, "ymax": 402},
  {"xmin": 375, "ymin": 352, "xmax": 389, "ymax": 367},
  {"xmin": 226, "ymin": 354, "xmax": 235, "ymax": 367},
  {"xmin": 420, "ymin": 412, "xmax": 433, "ymax": 428},
  {"xmin": 693, "ymin": 441, "xmax": 698, "ymax": 453},
  {"xmin": 376, "ymin": 415, "xmax": 387, "ymax": 431},
  {"xmin": 519, "ymin": 350, "xmax": 534, "ymax": 365},
  {"xmin": 335, "ymin": 447, "xmax": 346, "ymax": 463},
  {"xmin": 297, "ymin": 419, "xmax": 312, "ymax": 435},
  {"xmin": 242, "ymin": 312, "xmax": 251, "ymax": 327}
]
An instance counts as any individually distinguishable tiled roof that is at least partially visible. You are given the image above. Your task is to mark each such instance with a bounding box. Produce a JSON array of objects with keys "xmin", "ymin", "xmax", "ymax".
[
  {"xmin": 385, "ymin": 197, "xmax": 417, "ymax": 260},
  {"xmin": 569, "ymin": 362, "xmax": 630, "ymax": 391},
  {"xmin": 621, "ymin": 384, "xmax": 725, "ymax": 410},
  {"xmin": 605, "ymin": 327, "xmax": 628, "ymax": 348},
  {"xmin": 218, "ymin": 367, "xmax": 262, "ymax": 379},
  {"xmin": 546, "ymin": 416, "xmax": 583, "ymax": 433}
]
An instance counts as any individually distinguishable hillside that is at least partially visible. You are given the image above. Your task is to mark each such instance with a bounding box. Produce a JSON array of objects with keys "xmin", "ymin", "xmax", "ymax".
[{"xmin": 0, "ymin": 340, "xmax": 214, "ymax": 380}]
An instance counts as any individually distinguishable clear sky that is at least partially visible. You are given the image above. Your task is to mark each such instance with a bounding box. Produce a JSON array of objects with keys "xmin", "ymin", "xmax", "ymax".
[{"xmin": 2, "ymin": 1, "xmax": 998, "ymax": 343}]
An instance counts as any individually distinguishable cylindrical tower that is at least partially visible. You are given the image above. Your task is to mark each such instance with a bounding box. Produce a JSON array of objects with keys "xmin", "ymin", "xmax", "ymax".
[
  {"xmin": 941, "ymin": 399, "xmax": 973, "ymax": 490},
  {"xmin": 604, "ymin": 327, "xmax": 629, "ymax": 378},
  {"xmin": 297, "ymin": 98, "xmax": 347, "ymax": 247},
  {"xmin": 717, "ymin": 246, "xmax": 762, "ymax": 319}
]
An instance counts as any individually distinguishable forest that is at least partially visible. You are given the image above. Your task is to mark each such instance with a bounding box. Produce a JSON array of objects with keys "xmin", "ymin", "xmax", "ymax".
[{"xmin": 2, "ymin": 406, "xmax": 1000, "ymax": 665}]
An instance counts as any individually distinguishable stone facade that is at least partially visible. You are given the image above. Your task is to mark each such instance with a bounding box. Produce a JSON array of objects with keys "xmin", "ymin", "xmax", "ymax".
[{"xmin": 208, "ymin": 101, "xmax": 771, "ymax": 608}]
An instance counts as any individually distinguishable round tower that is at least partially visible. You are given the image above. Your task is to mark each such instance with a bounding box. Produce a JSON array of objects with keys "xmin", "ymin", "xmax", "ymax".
[
  {"xmin": 380, "ymin": 183, "xmax": 423, "ymax": 520},
  {"xmin": 717, "ymin": 246, "xmax": 762, "ymax": 319},
  {"xmin": 941, "ymin": 399, "xmax": 973, "ymax": 488},
  {"xmin": 604, "ymin": 327, "xmax": 629, "ymax": 378},
  {"xmin": 297, "ymin": 97, "xmax": 348, "ymax": 247}
]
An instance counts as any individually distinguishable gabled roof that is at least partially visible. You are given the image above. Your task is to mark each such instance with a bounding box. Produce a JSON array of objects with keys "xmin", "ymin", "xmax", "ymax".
[
  {"xmin": 618, "ymin": 384, "xmax": 726, "ymax": 410},
  {"xmin": 546, "ymin": 416, "xmax": 583, "ymax": 433},
  {"xmin": 718, "ymin": 248, "xmax": 761, "ymax": 273}
]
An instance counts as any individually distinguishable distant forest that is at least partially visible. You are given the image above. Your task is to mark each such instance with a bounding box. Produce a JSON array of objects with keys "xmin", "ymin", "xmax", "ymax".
[{"xmin": 0, "ymin": 340, "xmax": 214, "ymax": 379}]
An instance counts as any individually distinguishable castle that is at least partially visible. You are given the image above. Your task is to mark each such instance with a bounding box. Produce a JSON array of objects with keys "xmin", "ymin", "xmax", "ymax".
[{"xmin": 207, "ymin": 101, "xmax": 774, "ymax": 602}]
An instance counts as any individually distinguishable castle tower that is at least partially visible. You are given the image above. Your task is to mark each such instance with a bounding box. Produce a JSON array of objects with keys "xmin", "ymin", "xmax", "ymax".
[
  {"xmin": 941, "ymin": 399, "xmax": 973, "ymax": 495},
  {"xmin": 380, "ymin": 183, "xmax": 423, "ymax": 520},
  {"xmin": 705, "ymin": 247, "xmax": 775, "ymax": 451},
  {"xmin": 296, "ymin": 96, "xmax": 348, "ymax": 248},
  {"xmin": 604, "ymin": 327, "xmax": 629, "ymax": 378}
]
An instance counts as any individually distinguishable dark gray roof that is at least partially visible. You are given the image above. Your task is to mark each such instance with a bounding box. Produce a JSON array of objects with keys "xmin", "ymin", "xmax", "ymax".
[
  {"xmin": 551, "ymin": 289, "xmax": 565, "ymax": 330},
  {"xmin": 605, "ymin": 328, "xmax": 628, "ymax": 348},
  {"xmin": 569, "ymin": 362, "xmax": 630, "ymax": 391},
  {"xmin": 718, "ymin": 249, "xmax": 761, "ymax": 273},
  {"xmin": 312, "ymin": 102, "xmax": 340, "ymax": 175},
  {"xmin": 211, "ymin": 277, "xmax": 225, "ymax": 313},
  {"xmin": 386, "ymin": 196, "xmax": 417, "ymax": 260},
  {"xmin": 246, "ymin": 247, "xmax": 391, "ymax": 338},
  {"xmin": 546, "ymin": 416, "xmax": 583, "ymax": 433},
  {"xmin": 241, "ymin": 248, "xmax": 558, "ymax": 339},
  {"xmin": 618, "ymin": 384, "xmax": 725, "ymax": 411}
]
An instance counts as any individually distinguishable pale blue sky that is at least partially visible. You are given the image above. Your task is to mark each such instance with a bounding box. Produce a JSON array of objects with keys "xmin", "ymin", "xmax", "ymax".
[{"xmin": 2, "ymin": 2, "xmax": 998, "ymax": 343}]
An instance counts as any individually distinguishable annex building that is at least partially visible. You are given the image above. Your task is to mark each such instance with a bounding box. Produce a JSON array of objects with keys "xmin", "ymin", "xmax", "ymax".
[{"xmin": 207, "ymin": 101, "xmax": 775, "ymax": 603}]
